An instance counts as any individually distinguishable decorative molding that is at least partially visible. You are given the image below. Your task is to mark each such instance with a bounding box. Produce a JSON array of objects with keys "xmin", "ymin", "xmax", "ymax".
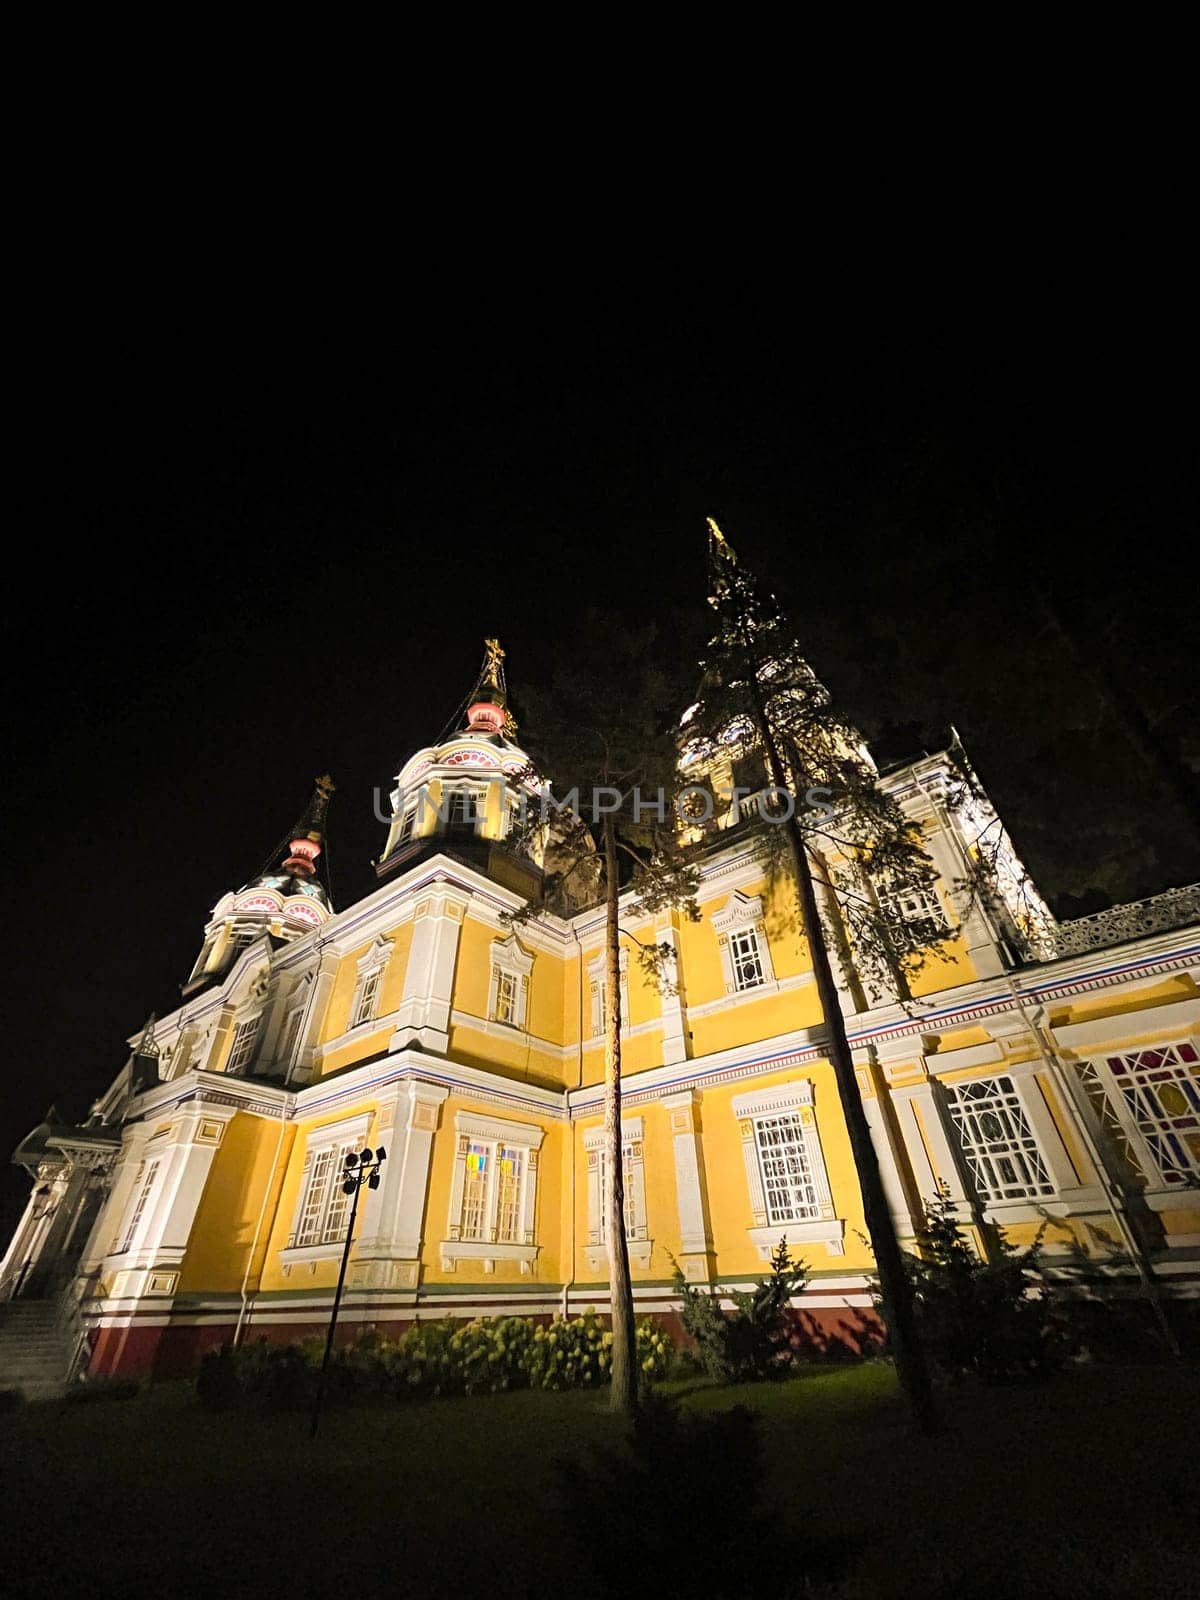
[{"xmin": 748, "ymin": 1220, "xmax": 845, "ymax": 1259}]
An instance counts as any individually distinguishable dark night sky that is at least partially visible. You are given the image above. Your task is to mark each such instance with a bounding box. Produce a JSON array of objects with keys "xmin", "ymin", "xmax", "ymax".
[{"xmin": 4, "ymin": 305, "xmax": 1197, "ymax": 1233}]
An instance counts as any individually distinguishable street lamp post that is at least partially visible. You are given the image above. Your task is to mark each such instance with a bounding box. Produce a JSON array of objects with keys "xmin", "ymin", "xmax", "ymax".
[{"xmin": 309, "ymin": 1144, "xmax": 386, "ymax": 1439}]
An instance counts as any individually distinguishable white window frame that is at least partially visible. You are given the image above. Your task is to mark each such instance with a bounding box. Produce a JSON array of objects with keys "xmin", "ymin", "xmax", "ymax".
[
  {"xmin": 227, "ymin": 1013, "xmax": 262, "ymax": 1074},
  {"xmin": 441, "ymin": 1110, "xmax": 543, "ymax": 1273},
  {"xmin": 876, "ymin": 874, "xmax": 951, "ymax": 951},
  {"xmin": 713, "ymin": 892, "xmax": 776, "ymax": 996},
  {"xmin": 282, "ymin": 1113, "xmax": 373, "ymax": 1263},
  {"xmin": 349, "ymin": 936, "xmax": 393, "ymax": 1030},
  {"xmin": 394, "ymin": 804, "xmax": 418, "ymax": 846},
  {"xmin": 440, "ymin": 784, "xmax": 487, "ymax": 831},
  {"xmin": 943, "ymin": 1073, "xmax": 1056, "ymax": 1204},
  {"xmin": 588, "ymin": 949, "xmax": 630, "ymax": 1040},
  {"xmin": 277, "ymin": 1006, "xmax": 305, "ymax": 1068},
  {"xmin": 584, "ymin": 1117, "xmax": 650, "ymax": 1270},
  {"xmin": 731, "ymin": 1081, "xmax": 843, "ymax": 1257},
  {"xmin": 1080, "ymin": 1039, "xmax": 1200, "ymax": 1192},
  {"xmin": 488, "ymin": 935, "xmax": 534, "ymax": 1029},
  {"xmin": 120, "ymin": 1157, "xmax": 162, "ymax": 1253}
]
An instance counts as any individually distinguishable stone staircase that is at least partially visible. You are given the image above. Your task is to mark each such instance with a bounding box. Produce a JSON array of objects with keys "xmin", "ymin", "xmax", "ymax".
[{"xmin": 0, "ymin": 1295, "xmax": 84, "ymax": 1401}]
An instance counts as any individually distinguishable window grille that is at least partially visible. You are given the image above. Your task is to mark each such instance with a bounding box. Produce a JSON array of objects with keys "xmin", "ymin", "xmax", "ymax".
[
  {"xmin": 228, "ymin": 1015, "xmax": 261, "ymax": 1074},
  {"xmin": 295, "ymin": 1141, "xmax": 358, "ymax": 1247},
  {"xmin": 495, "ymin": 969, "xmax": 519, "ymax": 1026},
  {"xmin": 731, "ymin": 928, "xmax": 766, "ymax": 991},
  {"xmin": 353, "ymin": 969, "xmax": 381, "ymax": 1027},
  {"xmin": 752, "ymin": 1115, "xmax": 820, "ymax": 1224},
  {"xmin": 945, "ymin": 1075, "xmax": 1054, "ymax": 1201},
  {"xmin": 1085, "ymin": 1042, "xmax": 1200, "ymax": 1187}
]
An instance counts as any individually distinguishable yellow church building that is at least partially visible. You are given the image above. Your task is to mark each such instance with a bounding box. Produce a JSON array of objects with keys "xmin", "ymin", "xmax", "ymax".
[{"xmin": 3, "ymin": 645, "xmax": 1199, "ymax": 1385}]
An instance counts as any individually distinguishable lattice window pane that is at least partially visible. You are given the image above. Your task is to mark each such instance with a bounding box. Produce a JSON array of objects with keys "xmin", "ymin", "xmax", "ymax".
[
  {"xmin": 447, "ymin": 789, "xmax": 481, "ymax": 826},
  {"xmin": 296, "ymin": 1146, "xmax": 335, "ymax": 1246},
  {"xmin": 460, "ymin": 1141, "xmax": 490, "ymax": 1240},
  {"xmin": 494, "ymin": 1146, "xmax": 524, "ymax": 1243},
  {"xmin": 595, "ymin": 1143, "xmax": 640, "ymax": 1242},
  {"xmin": 122, "ymin": 1158, "xmax": 160, "ymax": 1251},
  {"xmin": 322, "ymin": 1146, "xmax": 357, "ymax": 1243},
  {"xmin": 228, "ymin": 1015, "xmax": 261, "ymax": 1074},
  {"xmin": 280, "ymin": 1009, "xmax": 303, "ymax": 1064},
  {"xmin": 754, "ymin": 1114, "xmax": 819, "ymax": 1224},
  {"xmin": 945, "ymin": 1076, "xmax": 1054, "ymax": 1201},
  {"xmin": 877, "ymin": 877, "xmax": 948, "ymax": 950},
  {"xmin": 731, "ymin": 928, "xmax": 765, "ymax": 991},
  {"xmin": 354, "ymin": 970, "xmax": 381, "ymax": 1027},
  {"xmin": 1103, "ymin": 1042, "xmax": 1200, "ymax": 1186},
  {"xmin": 495, "ymin": 969, "xmax": 519, "ymax": 1025}
]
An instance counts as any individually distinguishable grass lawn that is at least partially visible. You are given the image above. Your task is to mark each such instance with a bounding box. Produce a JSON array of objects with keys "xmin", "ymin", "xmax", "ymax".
[{"xmin": 3, "ymin": 1362, "xmax": 1197, "ymax": 1598}]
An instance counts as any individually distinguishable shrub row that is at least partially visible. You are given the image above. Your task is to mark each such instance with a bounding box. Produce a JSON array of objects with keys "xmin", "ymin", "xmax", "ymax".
[{"xmin": 197, "ymin": 1312, "xmax": 673, "ymax": 1410}]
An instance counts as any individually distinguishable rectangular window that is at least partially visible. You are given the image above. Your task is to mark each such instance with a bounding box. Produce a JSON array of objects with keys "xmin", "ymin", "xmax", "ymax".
[
  {"xmin": 877, "ymin": 878, "xmax": 949, "ymax": 950},
  {"xmin": 494, "ymin": 1146, "xmax": 525, "ymax": 1243},
  {"xmin": 279, "ymin": 1008, "xmax": 303, "ymax": 1065},
  {"xmin": 731, "ymin": 928, "xmax": 766, "ymax": 991},
  {"xmin": 121, "ymin": 1158, "xmax": 161, "ymax": 1251},
  {"xmin": 1099, "ymin": 1042, "xmax": 1200, "ymax": 1187},
  {"xmin": 295, "ymin": 1141, "xmax": 357, "ymax": 1247},
  {"xmin": 395, "ymin": 806, "xmax": 417, "ymax": 844},
  {"xmin": 494, "ymin": 968, "xmax": 519, "ymax": 1026},
  {"xmin": 353, "ymin": 969, "xmax": 382, "ymax": 1027},
  {"xmin": 456, "ymin": 1138, "xmax": 528, "ymax": 1243},
  {"xmin": 460, "ymin": 1141, "xmax": 490, "ymax": 1240},
  {"xmin": 594, "ymin": 1143, "xmax": 643, "ymax": 1242},
  {"xmin": 227, "ymin": 1015, "xmax": 261, "ymax": 1074},
  {"xmin": 753, "ymin": 1115, "xmax": 820, "ymax": 1225},
  {"xmin": 945, "ymin": 1075, "xmax": 1054, "ymax": 1201},
  {"xmin": 446, "ymin": 789, "xmax": 481, "ymax": 827}
]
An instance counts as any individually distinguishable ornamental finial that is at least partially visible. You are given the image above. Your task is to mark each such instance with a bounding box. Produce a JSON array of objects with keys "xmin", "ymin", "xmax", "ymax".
[
  {"xmin": 466, "ymin": 638, "xmax": 509, "ymax": 733},
  {"xmin": 283, "ymin": 776, "xmax": 336, "ymax": 875}
]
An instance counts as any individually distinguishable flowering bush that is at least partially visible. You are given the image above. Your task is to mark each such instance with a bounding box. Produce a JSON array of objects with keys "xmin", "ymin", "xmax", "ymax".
[{"xmin": 196, "ymin": 1313, "xmax": 674, "ymax": 1409}]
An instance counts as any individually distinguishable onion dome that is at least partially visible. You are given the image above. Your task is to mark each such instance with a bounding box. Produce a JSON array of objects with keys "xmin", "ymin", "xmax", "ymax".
[
  {"xmin": 184, "ymin": 777, "xmax": 336, "ymax": 996},
  {"xmin": 234, "ymin": 774, "xmax": 336, "ymax": 933}
]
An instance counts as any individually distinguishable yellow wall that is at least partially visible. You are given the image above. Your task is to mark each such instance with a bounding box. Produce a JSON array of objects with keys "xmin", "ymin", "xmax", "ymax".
[{"xmin": 178, "ymin": 1114, "xmax": 297, "ymax": 1295}]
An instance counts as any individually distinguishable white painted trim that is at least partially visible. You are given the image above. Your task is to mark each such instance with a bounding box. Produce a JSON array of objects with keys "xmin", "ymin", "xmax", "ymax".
[
  {"xmin": 747, "ymin": 1220, "xmax": 845, "ymax": 1259},
  {"xmin": 1052, "ymin": 995, "xmax": 1200, "ymax": 1051},
  {"xmin": 453, "ymin": 1110, "xmax": 545, "ymax": 1149}
]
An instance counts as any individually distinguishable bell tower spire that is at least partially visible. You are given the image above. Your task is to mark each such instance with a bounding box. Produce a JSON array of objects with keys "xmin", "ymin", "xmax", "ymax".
[
  {"xmin": 465, "ymin": 638, "xmax": 510, "ymax": 735},
  {"xmin": 282, "ymin": 773, "xmax": 336, "ymax": 877},
  {"xmin": 182, "ymin": 776, "xmax": 336, "ymax": 998}
]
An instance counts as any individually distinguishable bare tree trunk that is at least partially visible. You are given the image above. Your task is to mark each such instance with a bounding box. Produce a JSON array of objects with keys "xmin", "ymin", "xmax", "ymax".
[
  {"xmin": 751, "ymin": 702, "xmax": 939, "ymax": 1435},
  {"xmin": 603, "ymin": 814, "xmax": 638, "ymax": 1415}
]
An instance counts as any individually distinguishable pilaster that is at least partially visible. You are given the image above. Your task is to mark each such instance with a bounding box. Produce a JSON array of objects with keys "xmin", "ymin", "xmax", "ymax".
[
  {"xmin": 661, "ymin": 1089, "xmax": 713, "ymax": 1278},
  {"xmin": 352, "ymin": 1079, "xmax": 449, "ymax": 1291},
  {"xmin": 391, "ymin": 888, "xmax": 469, "ymax": 1053}
]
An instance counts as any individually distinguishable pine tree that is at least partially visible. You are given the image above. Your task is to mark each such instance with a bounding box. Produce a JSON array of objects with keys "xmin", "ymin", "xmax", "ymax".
[
  {"xmin": 512, "ymin": 618, "xmax": 701, "ymax": 1414},
  {"xmin": 687, "ymin": 521, "xmax": 941, "ymax": 1433}
]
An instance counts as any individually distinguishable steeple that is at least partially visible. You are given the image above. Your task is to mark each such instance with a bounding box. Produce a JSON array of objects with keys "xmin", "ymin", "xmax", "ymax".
[
  {"xmin": 281, "ymin": 773, "xmax": 335, "ymax": 877},
  {"xmin": 183, "ymin": 776, "xmax": 336, "ymax": 997}
]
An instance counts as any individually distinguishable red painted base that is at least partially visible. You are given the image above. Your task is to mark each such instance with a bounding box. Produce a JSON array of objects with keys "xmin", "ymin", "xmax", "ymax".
[{"xmin": 87, "ymin": 1301, "xmax": 886, "ymax": 1381}]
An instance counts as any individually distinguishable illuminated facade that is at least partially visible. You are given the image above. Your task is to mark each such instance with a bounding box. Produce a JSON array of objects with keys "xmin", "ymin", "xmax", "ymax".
[{"xmin": 3, "ymin": 644, "xmax": 1199, "ymax": 1383}]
